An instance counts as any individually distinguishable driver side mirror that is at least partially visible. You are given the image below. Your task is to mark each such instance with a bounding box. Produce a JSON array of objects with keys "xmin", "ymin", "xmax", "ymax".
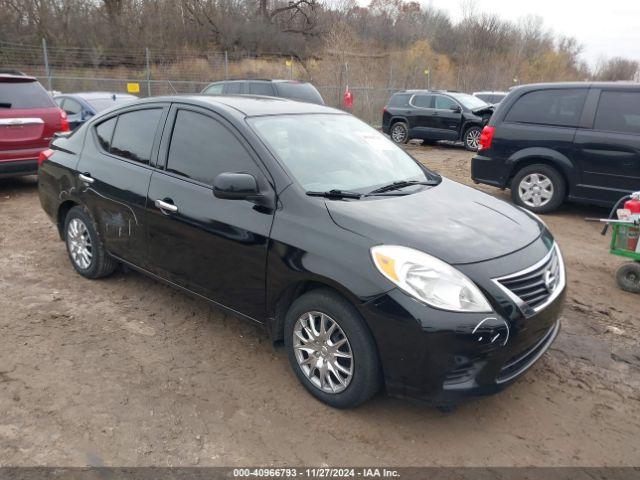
[
  {"xmin": 451, "ymin": 105, "xmax": 462, "ymax": 113},
  {"xmin": 213, "ymin": 172, "xmax": 274, "ymax": 209}
]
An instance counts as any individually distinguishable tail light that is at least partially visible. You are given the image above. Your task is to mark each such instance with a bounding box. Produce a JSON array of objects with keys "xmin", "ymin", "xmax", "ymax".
[
  {"xmin": 38, "ymin": 148, "xmax": 54, "ymax": 167},
  {"xmin": 478, "ymin": 126, "xmax": 495, "ymax": 151},
  {"xmin": 58, "ymin": 108, "xmax": 70, "ymax": 132},
  {"xmin": 382, "ymin": 106, "xmax": 388, "ymax": 113}
]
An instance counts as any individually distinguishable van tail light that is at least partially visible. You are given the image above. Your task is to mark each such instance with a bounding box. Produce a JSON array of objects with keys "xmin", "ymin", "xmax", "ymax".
[
  {"xmin": 38, "ymin": 148, "xmax": 54, "ymax": 167},
  {"xmin": 58, "ymin": 108, "xmax": 70, "ymax": 132},
  {"xmin": 478, "ymin": 126, "xmax": 495, "ymax": 151}
]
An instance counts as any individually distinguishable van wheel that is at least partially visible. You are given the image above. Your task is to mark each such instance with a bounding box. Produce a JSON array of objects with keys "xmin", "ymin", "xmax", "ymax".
[
  {"xmin": 511, "ymin": 164, "xmax": 565, "ymax": 213},
  {"xmin": 463, "ymin": 126, "xmax": 482, "ymax": 151},
  {"xmin": 390, "ymin": 122, "xmax": 409, "ymax": 144},
  {"xmin": 616, "ymin": 262, "xmax": 640, "ymax": 293},
  {"xmin": 64, "ymin": 206, "xmax": 117, "ymax": 279},
  {"xmin": 284, "ymin": 289, "xmax": 382, "ymax": 408}
]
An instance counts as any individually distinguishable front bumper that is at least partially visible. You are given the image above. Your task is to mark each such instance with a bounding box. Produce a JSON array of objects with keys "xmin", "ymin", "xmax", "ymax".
[{"xmin": 359, "ymin": 238, "xmax": 566, "ymax": 406}]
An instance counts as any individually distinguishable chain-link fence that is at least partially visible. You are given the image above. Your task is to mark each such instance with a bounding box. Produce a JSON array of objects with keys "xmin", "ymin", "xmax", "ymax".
[{"xmin": 1, "ymin": 40, "xmax": 413, "ymax": 125}]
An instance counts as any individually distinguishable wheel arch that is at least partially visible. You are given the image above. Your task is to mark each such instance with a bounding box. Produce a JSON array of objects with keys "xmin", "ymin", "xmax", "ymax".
[
  {"xmin": 56, "ymin": 200, "xmax": 80, "ymax": 239},
  {"xmin": 506, "ymin": 149, "xmax": 574, "ymax": 194}
]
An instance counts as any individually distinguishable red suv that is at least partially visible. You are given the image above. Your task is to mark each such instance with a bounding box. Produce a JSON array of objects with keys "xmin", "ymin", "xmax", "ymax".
[{"xmin": 0, "ymin": 74, "xmax": 69, "ymax": 178}]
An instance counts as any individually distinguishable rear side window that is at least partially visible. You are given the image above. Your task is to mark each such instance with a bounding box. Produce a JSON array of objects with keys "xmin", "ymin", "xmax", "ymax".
[
  {"xmin": 225, "ymin": 82, "xmax": 243, "ymax": 94},
  {"xmin": 110, "ymin": 109, "xmax": 162, "ymax": 164},
  {"xmin": 0, "ymin": 80, "xmax": 55, "ymax": 109},
  {"xmin": 388, "ymin": 94, "xmax": 411, "ymax": 107},
  {"xmin": 95, "ymin": 117, "xmax": 117, "ymax": 151},
  {"xmin": 249, "ymin": 82, "xmax": 275, "ymax": 96},
  {"xmin": 166, "ymin": 109, "xmax": 257, "ymax": 185},
  {"xmin": 63, "ymin": 98, "xmax": 82, "ymax": 115},
  {"xmin": 274, "ymin": 82, "xmax": 324, "ymax": 104},
  {"xmin": 203, "ymin": 84, "xmax": 224, "ymax": 95},
  {"xmin": 594, "ymin": 91, "xmax": 640, "ymax": 135},
  {"xmin": 412, "ymin": 94, "xmax": 433, "ymax": 108},
  {"xmin": 505, "ymin": 89, "xmax": 586, "ymax": 127}
]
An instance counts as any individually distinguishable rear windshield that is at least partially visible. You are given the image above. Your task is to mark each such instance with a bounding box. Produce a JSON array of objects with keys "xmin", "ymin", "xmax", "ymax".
[
  {"xmin": 274, "ymin": 82, "xmax": 324, "ymax": 105},
  {"xmin": 86, "ymin": 96, "xmax": 136, "ymax": 112},
  {"xmin": 0, "ymin": 80, "xmax": 55, "ymax": 109}
]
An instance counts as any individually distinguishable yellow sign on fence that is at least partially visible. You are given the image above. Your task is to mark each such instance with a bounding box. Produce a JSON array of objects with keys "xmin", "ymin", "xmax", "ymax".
[{"xmin": 127, "ymin": 82, "xmax": 140, "ymax": 94}]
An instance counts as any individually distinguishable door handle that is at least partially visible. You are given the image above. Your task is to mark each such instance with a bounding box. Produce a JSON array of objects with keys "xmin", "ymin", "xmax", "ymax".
[
  {"xmin": 154, "ymin": 198, "xmax": 178, "ymax": 213},
  {"xmin": 78, "ymin": 173, "xmax": 94, "ymax": 184}
]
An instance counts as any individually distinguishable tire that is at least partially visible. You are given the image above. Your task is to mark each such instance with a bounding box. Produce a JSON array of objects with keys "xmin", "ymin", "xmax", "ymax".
[
  {"xmin": 463, "ymin": 126, "xmax": 482, "ymax": 151},
  {"xmin": 510, "ymin": 164, "xmax": 566, "ymax": 213},
  {"xmin": 389, "ymin": 121, "xmax": 409, "ymax": 144},
  {"xmin": 63, "ymin": 205, "xmax": 117, "ymax": 279},
  {"xmin": 616, "ymin": 262, "xmax": 640, "ymax": 294},
  {"xmin": 284, "ymin": 289, "xmax": 382, "ymax": 408}
]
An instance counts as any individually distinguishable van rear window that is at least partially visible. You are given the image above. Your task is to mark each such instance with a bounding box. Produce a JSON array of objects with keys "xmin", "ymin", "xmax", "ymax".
[{"xmin": 0, "ymin": 80, "xmax": 56, "ymax": 109}]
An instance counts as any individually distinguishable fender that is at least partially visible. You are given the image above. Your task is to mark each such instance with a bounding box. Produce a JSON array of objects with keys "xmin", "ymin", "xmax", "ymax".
[{"xmin": 506, "ymin": 147, "xmax": 577, "ymax": 185}]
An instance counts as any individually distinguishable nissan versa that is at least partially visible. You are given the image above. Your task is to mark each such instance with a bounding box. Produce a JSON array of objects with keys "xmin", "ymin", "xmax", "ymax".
[{"xmin": 38, "ymin": 96, "xmax": 566, "ymax": 408}]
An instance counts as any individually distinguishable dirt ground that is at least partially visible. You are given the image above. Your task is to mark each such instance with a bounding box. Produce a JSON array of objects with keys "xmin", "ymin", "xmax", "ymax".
[{"xmin": 0, "ymin": 144, "xmax": 639, "ymax": 467}]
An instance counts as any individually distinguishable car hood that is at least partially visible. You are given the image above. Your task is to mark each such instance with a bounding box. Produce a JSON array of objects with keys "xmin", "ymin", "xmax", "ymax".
[{"xmin": 325, "ymin": 178, "xmax": 543, "ymax": 265}]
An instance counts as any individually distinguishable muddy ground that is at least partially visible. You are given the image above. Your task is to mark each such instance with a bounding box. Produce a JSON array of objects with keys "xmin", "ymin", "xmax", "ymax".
[{"xmin": 0, "ymin": 144, "xmax": 638, "ymax": 467}]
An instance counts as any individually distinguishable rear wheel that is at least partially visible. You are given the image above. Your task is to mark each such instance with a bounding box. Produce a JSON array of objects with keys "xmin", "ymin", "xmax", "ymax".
[
  {"xmin": 616, "ymin": 262, "xmax": 640, "ymax": 293},
  {"xmin": 64, "ymin": 206, "xmax": 117, "ymax": 279},
  {"xmin": 284, "ymin": 289, "xmax": 382, "ymax": 408},
  {"xmin": 389, "ymin": 122, "xmax": 409, "ymax": 144},
  {"xmin": 463, "ymin": 126, "xmax": 482, "ymax": 151},
  {"xmin": 511, "ymin": 164, "xmax": 565, "ymax": 213}
]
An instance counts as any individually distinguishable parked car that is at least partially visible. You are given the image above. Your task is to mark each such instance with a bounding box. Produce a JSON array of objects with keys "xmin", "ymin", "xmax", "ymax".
[
  {"xmin": 382, "ymin": 90, "xmax": 494, "ymax": 151},
  {"xmin": 473, "ymin": 91, "xmax": 508, "ymax": 104},
  {"xmin": 201, "ymin": 79, "xmax": 324, "ymax": 105},
  {"xmin": 54, "ymin": 92, "xmax": 138, "ymax": 130},
  {"xmin": 0, "ymin": 74, "xmax": 69, "ymax": 178},
  {"xmin": 38, "ymin": 95, "xmax": 565, "ymax": 409},
  {"xmin": 472, "ymin": 82, "xmax": 640, "ymax": 213}
]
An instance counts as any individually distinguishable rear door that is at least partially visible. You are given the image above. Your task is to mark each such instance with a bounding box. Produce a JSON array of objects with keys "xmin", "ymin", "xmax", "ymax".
[
  {"xmin": 145, "ymin": 104, "xmax": 274, "ymax": 319},
  {"xmin": 76, "ymin": 104, "xmax": 168, "ymax": 265},
  {"xmin": 574, "ymin": 88, "xmax": 640, "ymax": 203},
  {"xmin": 0, "ymin": 77, "xmax": 62, "ymax": 162},
  {"xmin": 409, "ymin": 93, "xmax": 435, "ymax": 137},
  {"xmin": 433, "ymin": 94, "xmax": 462, "ymax": 140}
]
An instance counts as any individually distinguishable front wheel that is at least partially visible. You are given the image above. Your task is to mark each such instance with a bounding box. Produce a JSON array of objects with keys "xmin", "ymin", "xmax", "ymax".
[
  {"xmin": 511, "ymin": 164, "xmax": 566, "ymax": 213},
  {"xmin": 284, "ymin": 289, "xmax": 382, "ymax": 408},
  {"xmin": 616, "ymin": 262, "xmax": 640, "ymax": 293},
  {"xmin": 463, "ymin": 126, "xmax": 482, "ymax": 151}
]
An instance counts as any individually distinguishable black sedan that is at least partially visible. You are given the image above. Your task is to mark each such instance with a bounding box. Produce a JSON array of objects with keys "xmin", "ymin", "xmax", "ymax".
[{"xmin": 37, "ymin": 95, "xmax": 565, "ymax": 408}]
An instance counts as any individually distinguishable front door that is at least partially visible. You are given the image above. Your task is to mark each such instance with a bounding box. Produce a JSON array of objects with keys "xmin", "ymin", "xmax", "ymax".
[
  {"xmin": 574, "ymin": 89, "xmax": 640, "ymax": 203},
  {"xmin": 433, "ymin": 95, "xmax": 462, "ymax": 141},
  {"xmin": 145, "ymin": 105, "xmax": 274, "ymax": 320}
]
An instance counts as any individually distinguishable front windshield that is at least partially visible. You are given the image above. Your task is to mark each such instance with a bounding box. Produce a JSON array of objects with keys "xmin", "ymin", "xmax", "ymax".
[
  {"xmin": 249, "ymin": 114, "xmax": 431, "ymax": 192},
  {"xmin": 450, "ymin": 93, "xmax": 489, "ymax": 110}
]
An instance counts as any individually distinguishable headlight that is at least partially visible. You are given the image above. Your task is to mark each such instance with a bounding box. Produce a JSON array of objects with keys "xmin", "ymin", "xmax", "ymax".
[{"xmin": 371, "ymin": 245, "xmax": 492, "ymax": 313}]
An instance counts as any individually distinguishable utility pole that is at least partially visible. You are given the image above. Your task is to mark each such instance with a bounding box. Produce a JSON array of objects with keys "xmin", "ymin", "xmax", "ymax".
[
  {"xmin": 145, "ymin": 48, "xmax": 151, "ymax": 97},
  {"xmin": 42, "ymin": 38, "xmax": 52, "ymax": 92}
]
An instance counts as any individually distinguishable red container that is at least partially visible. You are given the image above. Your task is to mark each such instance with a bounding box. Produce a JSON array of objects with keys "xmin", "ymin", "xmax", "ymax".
[{"xmin": 625, "ymin": 198, "xmax": 640, "ymax": 214}]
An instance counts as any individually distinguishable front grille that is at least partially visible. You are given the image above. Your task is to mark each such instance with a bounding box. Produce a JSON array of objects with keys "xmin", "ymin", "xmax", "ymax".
[
  {"xmin": 495, "ymin": 245, "xmax": 563, "ymax": 313},
  {"xmin": 497, "ymin": 320, "xmax": 559, "ymax": 383}
]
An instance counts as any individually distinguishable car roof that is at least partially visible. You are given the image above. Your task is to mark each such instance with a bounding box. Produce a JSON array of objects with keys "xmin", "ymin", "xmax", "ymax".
[
  {"xmin": 132, "ymin": 94, "xmax": 340, "ymax": 117},
  {"xmin": 512, "ymin": 81, "xmax": 640, "ymax": 92},
  {"xmin": 473, "ymin": 91, "xmax": 507, "ymax": 95},
  {"xmin": 57, "ymin": 92, "xmax": 138, "ymax": 100},
  {"xmin": 209, "ymin": 79, "xmax": 312, "ymax": 84}
]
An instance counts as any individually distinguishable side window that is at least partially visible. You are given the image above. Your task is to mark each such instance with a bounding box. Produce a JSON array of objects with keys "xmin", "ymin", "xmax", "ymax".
[
  {"xmin": 95, "ymin": 117, "xmax": 117, "ymax": 151},
  {"xmin": 166, "ymin": 109, "xmax": 257, "ymax": 185},
  {"xmin": 505, "ymin": 89, "xmax": 587, "ymax": 127},
  {"xmin": 225, "ymin": 82, "xmax": 243, "ymax": 94},
  {"xmin": 435, "ymin": 96, "xmax": 458, "ymax": 110},
  {"xmin": 203, "ymin": 84, "xmax": 224, "ymax": 95},
  {"xmin": 249, "ymin": 82, "xmax": 275, "ymax": 96},
  {"xmin": 412, "ymin": 94, "xmax": 433, "ymax": 108},
  {"xmin": 388, "ymin": 94, "xmax": 411, "ymax": 108},
  {"xmin": 110, "ymin": 108, "xmax": 162, "ymax": 164},
  {"xmin": 594, "ymin": 91, "xmax": 640, "ymax": 135},
  {"xmin": 63, "ymin": 98, "xmax": 82, "ymax": 115}
]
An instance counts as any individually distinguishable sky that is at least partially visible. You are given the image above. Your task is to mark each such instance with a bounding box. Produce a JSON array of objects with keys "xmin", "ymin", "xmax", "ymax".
[{"xmin": 423, "ymin": 0, "xmax": 640, "ymax": 67}]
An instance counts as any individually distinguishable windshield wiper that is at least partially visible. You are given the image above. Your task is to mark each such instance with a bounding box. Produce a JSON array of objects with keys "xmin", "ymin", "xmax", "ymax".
[
  {"xmin": 367, "ymin": 180, "xmax": 438, "ymax": 195},
  {"xmin": 306, "ymin": 189, "xmax": 363, "ymax": 199}
]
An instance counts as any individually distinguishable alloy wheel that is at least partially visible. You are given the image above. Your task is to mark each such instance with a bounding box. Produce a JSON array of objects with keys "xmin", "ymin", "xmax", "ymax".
[
  {"xmin": 391, "ymin": 124, "xmax": 407, "ymax": 143},
  {"xmin": 518, "ymin": 173, "xmax": 554, "ymax": 208},
  {"xmin": 292, "ymin": 311, "xmax": 353, "ymax": 394},
  {"xmin": 67, "ymin": 218, "xmax": 93, "ymax": 269},
  {"xmin": 466, "ymin": 129, "xmax": 481, "ymax": 150}
]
